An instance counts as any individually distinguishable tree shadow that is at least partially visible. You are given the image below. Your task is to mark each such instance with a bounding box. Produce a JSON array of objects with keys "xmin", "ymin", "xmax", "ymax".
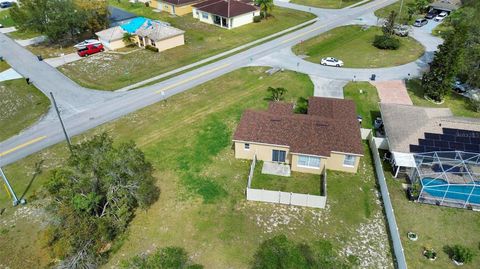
[{"xmin": 19, "ymin": 160, "xmax": 44, "ymax": 201}]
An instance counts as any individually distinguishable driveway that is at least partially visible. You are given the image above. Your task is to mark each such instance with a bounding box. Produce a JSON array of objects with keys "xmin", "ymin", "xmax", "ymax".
[{"xmin": 310, "ymin": 75, "xmax": 346, "ymax": 98}]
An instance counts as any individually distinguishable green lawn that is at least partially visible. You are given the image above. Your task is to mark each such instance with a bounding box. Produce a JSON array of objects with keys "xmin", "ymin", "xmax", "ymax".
[
  {"xmin": 289, "ymin": 0, "xmax": 362, "ymax": 9},
  {"xmin": 58, "ymin": 0, "xmax": 315, "ymax": 91},
  {"xmin": 0, "ymin": 67, "xmax": 392, "ymax": 268},
  {"xmin": 7, "ymin": 29, "xmax": 41, "ymax": 40},
  {"xmin": 251, "ymin": 161, "xmax": 321, "ymax": 195},
  {"xmin": 27, "ymin": 42, "xmax": 76, "ymax": 58},
  {"xmin": 385, "ymin": 167, "xmax": 480, "ymax": 268},
  {"xmin": 374, "ymin": 0, "xmax": 416, "ymax": 23},
  {"xmin": 0, "ymin": 79, "xmax": 50, "ymax": 141},
  {"xmin": 0, "ymin": 60, "xmax": 10, "ymax": 72},
  {"xmin": 293, "ymin": 25, "xmax": 424, "ymax": 68},
  {"xmin": 406, "ymin": 79, "xmax": 479, "ymax": 118},
  {"xmin": 0, "ymin": 9, "xmax": 14, "ymax": 27},
  {"xmin": 344, "ymin": 81, "xmax": 380, "ymax": 129}
]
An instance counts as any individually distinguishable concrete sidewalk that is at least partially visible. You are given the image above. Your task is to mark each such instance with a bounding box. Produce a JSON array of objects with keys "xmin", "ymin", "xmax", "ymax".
[{"xmin": 0, "ymin": 68, "xmax": 22, "ymax": 82}]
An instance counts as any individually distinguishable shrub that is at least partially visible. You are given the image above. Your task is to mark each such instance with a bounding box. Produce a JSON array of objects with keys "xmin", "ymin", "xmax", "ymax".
[
  {"xmin": 120, "ymin": 246, "xmax": 203, "ymax": 269},
  {"xmin": 373, "ymin": 35, "xmax": 400, "ymax": 50},
  {"xmin": 146, "ymin": 44, "xmax": 159, "ymax": 52},
  {"xmin": 447, "ymin": 245, "xmax": 474, "ymax": 264},
  {"xmin": 470, "ymin": 97, "xmax": 480, "ymax": 112},
  {"xmin": 253, "ymin": 15, "xmax": 262, "ymax": 23}
]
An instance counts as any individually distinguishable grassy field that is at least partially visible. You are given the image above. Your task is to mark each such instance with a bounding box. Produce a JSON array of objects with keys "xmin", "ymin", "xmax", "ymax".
[
  {"xmin": 289, "ymin": 0, "xmax": 362, "ymax": 9},
  {"xmin": 0, "ymin": 67, "xmax": 392, "ymax": 268},
  {"xmin": 374, "ymin": 0, "xmax": 416, "ymax": 23},
  {"xmin": 251, "ymin": 161, "xmax": 321, "ymax": 195},
  {"xmin": 27, "ymin": 42, "xmax": 76, "ymax": 58},
  {"xmin": 385, "ymin": 168, "xmax": 480, "ymax": 268},
  {"xmin": 293, "ymin": 25, "xmax": 424, "ymax": 68},
  {"xmin": 406, "ymin": 79, "xmax": 479, "ymax": 118},
  {"xmin": 58, "ymin": 0, "xmax": 316, "ymax": 91},
  {"xmin": 0, "ymin": 60, "xmax": 9, "ymax": 72},
  {"xmin": 0, "ymin": 79, "xmax": 50, "ymax": 141},
  {"xmin": 0, "ymin": 9, "xmax": 14, "ymax": 27},
  {"xmin": 7, "ymin": 29, "xmax": 41, "ymax": 40},
  {"xmin": 344, "ymin": 81, "xmax": 380, "ymax": 129}
]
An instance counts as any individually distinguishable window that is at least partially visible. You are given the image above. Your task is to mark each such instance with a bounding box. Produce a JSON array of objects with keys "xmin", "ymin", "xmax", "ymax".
[
  {"xmin": 272, "ymin": 150, "xmax": 286, "ymax": 163},
  {"xmin": 298, "ymin": 155, "xmax": 320, "ymax": 168},
  {"xmin": 244, "ymin": 143, "xmax": 250, "ymax": 150},
  {"xmin": 202, "ymin": 12, "xmax": 209, "ymax": 19},
  {"xmin": 343, "ymin": 155, "xmax": 356, "ymax": 167}
]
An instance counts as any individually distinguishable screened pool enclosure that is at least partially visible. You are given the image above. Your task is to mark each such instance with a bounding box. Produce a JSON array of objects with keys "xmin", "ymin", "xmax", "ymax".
[{"xmin": 411, "ymin": 152, "xmax": 480, "ymax": 209}]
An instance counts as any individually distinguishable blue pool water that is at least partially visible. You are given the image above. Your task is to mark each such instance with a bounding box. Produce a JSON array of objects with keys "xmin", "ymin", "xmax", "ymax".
[{"xmin": 420, "ymin": 178, "xmax": 480, "ymax": 205}]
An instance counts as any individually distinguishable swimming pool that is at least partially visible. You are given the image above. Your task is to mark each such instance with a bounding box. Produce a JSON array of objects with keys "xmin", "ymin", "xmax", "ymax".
[{"xmin": 420, "ymin": 178, "xmax": 480, "ymax": 205}]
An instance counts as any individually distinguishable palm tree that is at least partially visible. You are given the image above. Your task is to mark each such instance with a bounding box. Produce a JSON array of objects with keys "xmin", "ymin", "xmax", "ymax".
[
  {"xmin": 122, "ymin": 32, "xmax": 134, "ymax": 47},
  {"xmin": 255, "ymin": 0, "xmax": 274, "ymax": 19}
]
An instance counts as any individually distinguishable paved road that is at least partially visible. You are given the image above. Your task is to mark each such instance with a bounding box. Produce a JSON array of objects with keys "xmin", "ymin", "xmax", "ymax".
[{"xmin": 0, "ymin": 0, "xmax": 403, "ymax": 167}]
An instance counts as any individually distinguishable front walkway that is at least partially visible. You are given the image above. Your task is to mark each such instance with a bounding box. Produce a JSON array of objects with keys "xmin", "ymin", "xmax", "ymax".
[{"xmin": 371, "ymin": 80, "xmax": 413, "ymax": 105}]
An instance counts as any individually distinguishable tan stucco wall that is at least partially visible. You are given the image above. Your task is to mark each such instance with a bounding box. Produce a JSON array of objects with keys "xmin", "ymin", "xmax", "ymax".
[
  {"xmin": 157, "ymin": 1, "xmax": 192, "ymax": 15},
  {"xmin": 154, "ymin": 34, "xmax": 184, "ymax": 51},
  {"xmin": 291, "ymin": 154, "xmax": 325, "ymax": 175},
  {"xmin": 325, "ymin": 152, "xmax": 361, "ymax": 173},
  {"xmin": 150, "ymin": 0, "xmax": 159, "ymax": 8},
  {"xmin": 98, "ymin": 38, "xmax": 126, "ymax": 50},
  {"xmin": 234, "ymin": 142, "xmax": 290, "ymax": 164}
]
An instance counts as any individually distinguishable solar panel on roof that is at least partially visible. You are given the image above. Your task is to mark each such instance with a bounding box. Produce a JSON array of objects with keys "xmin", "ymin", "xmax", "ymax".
[{"xmin": 409, "ymin": 128, "xmax": 480, "ymax": 154}]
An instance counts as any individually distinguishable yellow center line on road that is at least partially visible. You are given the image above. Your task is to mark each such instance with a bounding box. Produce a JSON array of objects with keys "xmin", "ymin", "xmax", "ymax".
[
  {"xmin": 155, "ymin": 63, "xmax": 231, "ymax": 94},
  {"xmin": 0, "ymin": 136, "xmax": 47, "ymax": 157}
]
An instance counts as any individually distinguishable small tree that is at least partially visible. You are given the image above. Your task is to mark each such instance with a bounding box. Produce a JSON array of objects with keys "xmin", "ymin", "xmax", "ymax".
[
  {"xmin": 255, "ymin": 0, "xmax": 274, "ymax": 19},
  {"xmin": 295, "ymin": 97, "xmax": 308, "ymax": 114},
  {"xmin": 448, "ymin": 245, "xmax": 475, "ymax": 264},
  {"xmin": 123, "ymin": 32, "xmax": 134, "ymax": 47},
  {"xmin": 383, "ymin": 11, "xmax": 397, "ymax": 37},
  {"xmin": 266, "ymin": 87, "xmax": 287, "ymax": 101}
]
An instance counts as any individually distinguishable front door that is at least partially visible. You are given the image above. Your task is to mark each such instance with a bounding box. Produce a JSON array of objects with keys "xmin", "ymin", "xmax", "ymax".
[{"xmin": 272, "ymin": 150, "xmax": 286, "ymax": 163}]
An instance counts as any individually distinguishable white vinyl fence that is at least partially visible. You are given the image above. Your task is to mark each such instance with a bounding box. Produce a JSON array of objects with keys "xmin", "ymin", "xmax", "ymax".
[{"xmin": 246, "ymin": 155, "xmax": 327, "ymax": 209}]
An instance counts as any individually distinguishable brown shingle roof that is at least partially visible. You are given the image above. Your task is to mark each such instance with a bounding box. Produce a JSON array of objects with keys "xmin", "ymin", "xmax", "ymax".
[
  {"xmin": 233, "ymin": 97, "xmax": 364, "ymax": 157},
  {"xmin": 161, "ymin": 0, "xmax": 205, "ymax": 6},
  {"xmin": 193, "ymin": 0, "xmax": 258, "ymax": 18}
]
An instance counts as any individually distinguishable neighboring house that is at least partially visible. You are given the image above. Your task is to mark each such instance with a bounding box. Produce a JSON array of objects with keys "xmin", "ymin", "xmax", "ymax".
[
  {"xmin": 429, "ymin": 0, "xmax": 461, "ymax": 12},
  {"xmin": 233, "ymin": 97, "xmax": 364, "ymax": 174},
  {"xmin": 150, "ymin": 0, "xmax": 206, "ymax": 16},
  {"xmin": 96, "ymin": 26, "xmax": 127, "ymax": 50},
  {"xmin": 95, "ymin": 17, "xmax": 185, "ymax": 52},
  {"xmin": 379, "ymin": 103, "xmax": 480, "ymax": 177},
  {"xmin": 192, "ymin": 0, "xmax": 260, "ymax": 29}
]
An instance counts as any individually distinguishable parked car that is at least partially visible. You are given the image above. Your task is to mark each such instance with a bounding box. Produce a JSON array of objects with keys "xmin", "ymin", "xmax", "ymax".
[
  {"xmin": 425, "ymin": 9, "xmax": 439, "ymax": 19},
  {"xmin": 413, "ymin": 18, "xmax": 428, "ymax": 27},
  {"xmin": 452, "ymin": 80, "xmax": 467, "ymax": 94},
  {"xmin": 0, "ymin": 1, "xmax": 13, "ymax": 8},
  {"xmin": 320, "ymin": 57, "xmax": 344, "ymax": 67},
  {"xmin": 434, "ymin": 11, "xmax": 448, "ymax": 22},
  {"xmin": 394, "ymin": 24, "xmax": 410, "ymax": 36},
  {"xmin": 77, "ymin": 44, "xmax": 104, "ymax": 57}
]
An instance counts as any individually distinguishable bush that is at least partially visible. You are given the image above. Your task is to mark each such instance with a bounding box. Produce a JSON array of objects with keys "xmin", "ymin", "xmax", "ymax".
[
  {"xmin": 120, "ymin": 246, "xmax": 203, "ymax": 269},
  {"xmin": 253, "ymin": 16, "xmax": 262, "ymax": 23},
  {"xmin": 447, "ymin": 245, "xmax": 474, "ymax": 264},
  {"xmin": 146, "ymin": 45, "xmax": 159, "ymax": 52},
  {"xmin": 470, "ymin": 97, "xmax": 480, "ymax": 112},
  {"xmin": 373, "ymin": 35, "xmax": 400, "ymax": 50}
]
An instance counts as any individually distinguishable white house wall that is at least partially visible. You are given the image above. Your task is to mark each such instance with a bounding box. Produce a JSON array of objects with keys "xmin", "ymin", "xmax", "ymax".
[{"xmin": 192, "ymin": 8, "xmax": 260, "ymax": 29}]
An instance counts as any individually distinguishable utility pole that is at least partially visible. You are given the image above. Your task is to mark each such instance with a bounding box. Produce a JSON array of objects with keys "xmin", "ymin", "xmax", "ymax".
[
  {"xmin": 50, "ymin": 92, "xmax": 73, "ymax": 153},
  {"xmin": 0, "ymin": 167, "xmax": 25, "ymax": 206},
  {"xmin": 398, "ymin": 0, "xmax": 405, "ymax": 20}
]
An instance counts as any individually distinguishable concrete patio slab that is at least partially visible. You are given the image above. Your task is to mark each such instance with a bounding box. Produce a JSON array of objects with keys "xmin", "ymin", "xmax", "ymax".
[
  {"xmin": 262, "ymin": 162, "xmax": 291, "ymax": 177},
  {"xmin": 0, "ymin": 68, "xmax": 22, "ymax": 82},
  {"xmin": 371, "ymin": 80, "xmax": 413, "ymax": 105},
  {"xmin": 0, "ymin": 27, "xmax": 16, "ymax": 34}
]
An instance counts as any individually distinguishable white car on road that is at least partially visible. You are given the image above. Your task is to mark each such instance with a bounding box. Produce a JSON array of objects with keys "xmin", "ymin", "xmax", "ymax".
[
  {"xmin": 321, "ymin": 57, "xmax": 344, "ymax": 67},
  {"xmin": 434, "ymin": 11, "xmax": 448, "ymax": 22}
]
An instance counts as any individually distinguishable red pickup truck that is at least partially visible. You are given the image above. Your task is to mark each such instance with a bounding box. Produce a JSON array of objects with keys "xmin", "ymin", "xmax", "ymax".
[{"xmin": 77, "ymin": 44, "xmax": 104, "ymax": 57}]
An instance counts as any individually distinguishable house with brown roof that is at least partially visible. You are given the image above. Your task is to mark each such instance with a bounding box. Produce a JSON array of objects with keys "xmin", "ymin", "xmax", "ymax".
[
  {"xmin": 150, "ymin": 0, "xmax": 206, "ymax": 16},
  {"xmin": 192, "ymin": 0, "xmax": 260, "ymax": 29},
  {"xmin": 232, "ymin": 97, "xmax": 364, "ymax": 174}
]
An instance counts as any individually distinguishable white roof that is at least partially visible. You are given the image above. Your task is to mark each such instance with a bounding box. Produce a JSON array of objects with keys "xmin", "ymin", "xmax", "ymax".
[
  {"xmin": 95, "ymin": 26, "xmax": 125, "ymax": 42},
  {"xmin": 392, "ymin": 151, "xmax": 416, "ymax": 168}
]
